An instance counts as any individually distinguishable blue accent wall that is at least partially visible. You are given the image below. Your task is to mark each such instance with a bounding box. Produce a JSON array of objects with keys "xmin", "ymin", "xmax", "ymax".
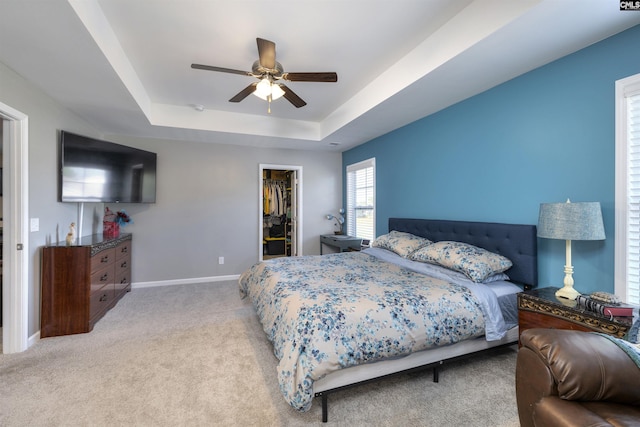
[{"xmin": 343, "ymin": 25, "xmax": 640, "ymax": 294}]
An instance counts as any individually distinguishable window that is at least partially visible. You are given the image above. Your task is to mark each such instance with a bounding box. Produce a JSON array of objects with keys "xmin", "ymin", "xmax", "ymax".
[
  {"xmin": 615, "ymin": 73, "xmax": 640, "ymax": 304},
  {"xmin": 346, "ymin": 158, "xmax": 375, "ymax": 241}
]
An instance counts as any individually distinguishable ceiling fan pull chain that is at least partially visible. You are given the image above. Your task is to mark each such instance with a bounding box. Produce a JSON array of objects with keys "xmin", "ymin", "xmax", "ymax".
[{"xmin": 267, "ymin": 94, "xmax": 272, "ymax": 114}]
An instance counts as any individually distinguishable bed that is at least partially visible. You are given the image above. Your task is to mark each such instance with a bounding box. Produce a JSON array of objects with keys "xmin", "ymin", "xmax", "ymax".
[{"xmin": 239, "ymin": 218, "xmax": 538, "ymax": 422}]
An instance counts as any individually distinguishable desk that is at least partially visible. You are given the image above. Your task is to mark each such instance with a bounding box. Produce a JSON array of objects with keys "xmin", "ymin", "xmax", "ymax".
[
  {"xmin": 320, "ymin": 234, "xmax": 362, "ymax": 255},
  {"xmin": 518, "ymin": 287, "xmax": 632, "ymax": 339}
]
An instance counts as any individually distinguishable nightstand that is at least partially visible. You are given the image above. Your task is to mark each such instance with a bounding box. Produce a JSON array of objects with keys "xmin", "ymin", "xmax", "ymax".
[{"xmin": 518, "ymin": 287, "xmax": 632, "ymax": 339}]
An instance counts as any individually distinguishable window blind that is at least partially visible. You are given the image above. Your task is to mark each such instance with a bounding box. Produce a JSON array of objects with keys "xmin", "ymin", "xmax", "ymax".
[
  {"xmin": 627, "ymin": 91, "xmax": 640, "ymax": 304},
  {"xmin": 346, "ymin": 158, "xmax": 375, "ymax": 241}
]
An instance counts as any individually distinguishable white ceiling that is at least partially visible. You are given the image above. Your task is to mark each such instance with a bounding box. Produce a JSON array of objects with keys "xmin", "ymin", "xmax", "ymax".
[{"xmin": 0, "ymin": 0, "xmax": 639, "ymax": 152}]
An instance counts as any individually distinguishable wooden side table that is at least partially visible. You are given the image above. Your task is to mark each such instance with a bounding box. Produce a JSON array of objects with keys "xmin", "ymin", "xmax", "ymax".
[{"xmin": 518, "ymin": 287, "xmax": 632, "ymax": 339}]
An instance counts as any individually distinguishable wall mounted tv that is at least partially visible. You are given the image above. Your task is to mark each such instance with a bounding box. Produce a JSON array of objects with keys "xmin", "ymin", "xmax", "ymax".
[{"xmin": 59, "ymin": 131, "xmax": 157, "ymax": 203}]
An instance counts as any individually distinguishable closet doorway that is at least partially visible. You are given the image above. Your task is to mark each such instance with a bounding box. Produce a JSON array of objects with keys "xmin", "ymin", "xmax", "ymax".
[{"xmin": 259, "ymin": 164, "xmax": 302, "ymax": 261}]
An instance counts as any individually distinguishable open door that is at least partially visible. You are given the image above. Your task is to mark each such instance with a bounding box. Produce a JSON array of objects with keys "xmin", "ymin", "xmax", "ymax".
[
  {"xmin": 290, "ymin": 169, "xmax": 299, "ymax": 256},
  {"xmin": 259, "ymin": 164, "xmax": 302, "ymax": 261},
  {"xmin": 1, "ymin": 102, "xmax": 29, "ymax": 354}
]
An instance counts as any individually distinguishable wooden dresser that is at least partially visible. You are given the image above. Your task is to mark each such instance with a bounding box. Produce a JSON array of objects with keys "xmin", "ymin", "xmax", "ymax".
[{"xmin": 41, "ymin": 233, "xmax": 132, "ymax": 338}]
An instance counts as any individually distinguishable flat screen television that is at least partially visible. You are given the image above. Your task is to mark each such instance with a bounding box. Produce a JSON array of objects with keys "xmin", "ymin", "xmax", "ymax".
[{"xmin": 59, "ymin": 131, "xmax": 157, "ymax": 203}]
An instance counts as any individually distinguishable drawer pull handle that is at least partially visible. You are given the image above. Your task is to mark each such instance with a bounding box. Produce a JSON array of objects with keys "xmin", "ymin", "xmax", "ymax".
[
  {"xmin": 120, "ymin": 261, "xmax": 127, "ymax": 268},
  {"xmin": 101, "ymin": 255, "xmax": 109, "ymax": 263},
  {"xmin": 121, "ymin": 247, "xmax": 128, "ymax": 254},
  {"xmin": 120, "ymin": 277, "xmax": 128, "ymax": 284},
  {"xmin": 99, "ymin": 294, "xmax": 108, "ymax": 302},
  {"xmin": 100, "ymin": 273, "xmax": 108, "ymax": 282}
]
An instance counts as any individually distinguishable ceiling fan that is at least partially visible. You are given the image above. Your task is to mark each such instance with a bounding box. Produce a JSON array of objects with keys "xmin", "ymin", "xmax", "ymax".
[{"xmin": 191, "ymin": 38, "xmax": 338, "ymax": 113}]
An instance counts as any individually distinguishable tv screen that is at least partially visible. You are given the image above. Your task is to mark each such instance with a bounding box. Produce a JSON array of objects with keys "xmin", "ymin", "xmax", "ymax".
[{"xmin": 59, "ymin": 131, "xmax": 157, "ymax": 203}]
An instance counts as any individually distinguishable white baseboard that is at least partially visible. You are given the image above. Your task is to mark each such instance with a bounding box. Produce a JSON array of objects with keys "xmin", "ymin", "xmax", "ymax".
[
  {"xmin": 131, "ymin": 274, "xmax": 241, "ymax": 289},
  {"xmin": 28, "ymin": 331, "xmax": 40, "ymax": 349}
]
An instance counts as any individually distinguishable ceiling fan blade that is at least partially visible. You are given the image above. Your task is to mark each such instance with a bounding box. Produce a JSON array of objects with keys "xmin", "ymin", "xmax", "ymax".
[
  {"xmin": 229, "ymin": 82, "xmax": 258, "ymax": 103},
  {"xmin": 282, "ymin": 72, "xmax": 338, "ymax": 83},
  {"xmin": 280, "ymin": 84, "xmax": 307, "ymax": 108},
  {"xmin": 191, "ymin": 63, "xmax": 252, "ymax": 77},
  {"xmin": 256, "ymin": 38, "xmax": 276, "ymax": 70}
]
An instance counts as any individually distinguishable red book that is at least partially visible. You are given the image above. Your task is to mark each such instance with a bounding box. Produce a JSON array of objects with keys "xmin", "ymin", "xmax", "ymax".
[
  {"xmin": 576, "ymin": 295, "xmax": 637, "ymax": 317},
  {"xmin": 602, "ymin": 304, "xmax": 635, "ymax": 317}
]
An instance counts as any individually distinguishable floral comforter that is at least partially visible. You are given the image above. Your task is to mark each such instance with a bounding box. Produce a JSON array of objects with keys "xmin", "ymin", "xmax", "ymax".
[{"xmin": 239, "ymin": 251, "xmax": 487, "ymax": 411}]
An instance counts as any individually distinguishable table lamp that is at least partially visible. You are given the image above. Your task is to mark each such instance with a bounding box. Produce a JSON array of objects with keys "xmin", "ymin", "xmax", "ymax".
[
  {"xmin": 326, "ymin": 208, "xmax": 345, "ymax": 235},
  {"xmin": 537, "ymin": 199, "xmax": 605, "ymax": 300}
]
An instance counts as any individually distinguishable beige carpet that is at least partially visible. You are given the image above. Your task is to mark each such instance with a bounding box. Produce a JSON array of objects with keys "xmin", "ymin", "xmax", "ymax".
[{"xmin": 0, "ymin": 281, "xmax": 520, "ymax": 426}]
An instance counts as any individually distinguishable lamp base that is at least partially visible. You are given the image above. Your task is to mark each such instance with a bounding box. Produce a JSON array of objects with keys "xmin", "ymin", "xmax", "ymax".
[{"xmin": 555, "ymin": 285, "xmax": 581, "ymax": 300}]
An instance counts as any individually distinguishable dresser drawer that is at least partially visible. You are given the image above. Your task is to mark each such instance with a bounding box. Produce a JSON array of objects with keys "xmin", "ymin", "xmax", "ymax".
[
  {"xmin": 89, "ymin": 283, "xmax": 114, "ymax": 320},
  {"xmin": 115, "ymin": 255, "xmax": 130, "ymax": 275},
  {"xmin": 114, "ymin": 270, "xmax": 130, "ymax": 295},
  {"xmin": 115, "ymin": 240, "xmax": 132, "ymax": 296},
  {"xmin": 115, "ymin": 258, "xmax": 131, "ymax": 293},
  {"xmin": 115, "ymin": 240, "xmax": 131, "ymax": 261},
  {"xmin": 91, "ymin": 247, "xmax": 116, "ymax": 271},
  {"xmin": 90, "ymin": 264, "xmax": 114, "ymax": 293}
]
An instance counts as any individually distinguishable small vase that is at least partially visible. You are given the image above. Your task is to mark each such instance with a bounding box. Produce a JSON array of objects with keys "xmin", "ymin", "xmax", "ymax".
[{"xmin": 103, "ymin": 221, "xmax": 120, "ymax": 238}]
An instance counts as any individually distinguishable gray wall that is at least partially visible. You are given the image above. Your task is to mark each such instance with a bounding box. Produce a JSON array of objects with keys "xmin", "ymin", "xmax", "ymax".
[
  {"xmin": 0, "ymin": 60, "xmax": 342, "ymax": 337},
  {"xmin": 1, "ymin": 61, "xmax": 104, "ymax": 335},
  {"xmin": 106, "ymin": 135, "xmax": 342, "ymax": 282}
]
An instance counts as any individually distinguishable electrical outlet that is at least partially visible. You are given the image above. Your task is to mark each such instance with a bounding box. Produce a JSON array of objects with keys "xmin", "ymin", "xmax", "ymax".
[{"xmin": 218, "ymin": 256, "xmax": 224, "ymax": 265}]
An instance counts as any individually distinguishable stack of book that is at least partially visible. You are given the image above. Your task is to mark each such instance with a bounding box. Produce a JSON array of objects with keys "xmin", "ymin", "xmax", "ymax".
[{"xmin": 576, "ymin": 295, "xmax": 637, "ymax": 318}]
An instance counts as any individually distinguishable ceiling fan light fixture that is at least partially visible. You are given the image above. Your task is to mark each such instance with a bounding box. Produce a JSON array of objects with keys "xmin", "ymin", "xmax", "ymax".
[
  {"xmin": 271, "ymin": 83, "xmax": 285, "ymax": 101},
  {"xmin": 253, "ymin": 78, "xmax": 270, "ymax": 100},
  {"xmin": 253, "ymin": 77, "xmax": 284, "ymax": 101}
]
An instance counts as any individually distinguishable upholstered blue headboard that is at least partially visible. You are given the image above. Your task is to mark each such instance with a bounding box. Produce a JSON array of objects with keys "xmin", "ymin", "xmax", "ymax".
[{"xmin": 388, "ymin": 218, "xmax": 538, "ymax": 289}]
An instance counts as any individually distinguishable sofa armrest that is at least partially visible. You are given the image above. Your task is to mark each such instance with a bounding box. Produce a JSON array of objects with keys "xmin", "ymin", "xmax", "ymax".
[
  {"xmin": 516, "ymin": 344, "xmax": 558, "ymax": 427},
  {"xmin": 533, "ymin": 397, "xmax": 614, "ymax": 427},
  {"xmin": 519, "ymin": 329, "xmax": 640, "ymax": 405}
]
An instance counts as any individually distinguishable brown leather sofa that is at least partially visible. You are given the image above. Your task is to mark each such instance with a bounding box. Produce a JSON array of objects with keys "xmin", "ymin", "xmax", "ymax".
[{"xmin": 516, "ymin": 328, "xmax": 640, "ymax": 427}]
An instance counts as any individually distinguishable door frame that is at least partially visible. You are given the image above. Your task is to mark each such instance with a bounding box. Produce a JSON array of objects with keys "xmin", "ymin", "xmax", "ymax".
[
  {"xmin": 259, "ymin": 164, "xmax": 302, "ymax": 261},
  {"xmin": 1, "ymin": 101, "xmax": 30, "ymax": 354}
]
